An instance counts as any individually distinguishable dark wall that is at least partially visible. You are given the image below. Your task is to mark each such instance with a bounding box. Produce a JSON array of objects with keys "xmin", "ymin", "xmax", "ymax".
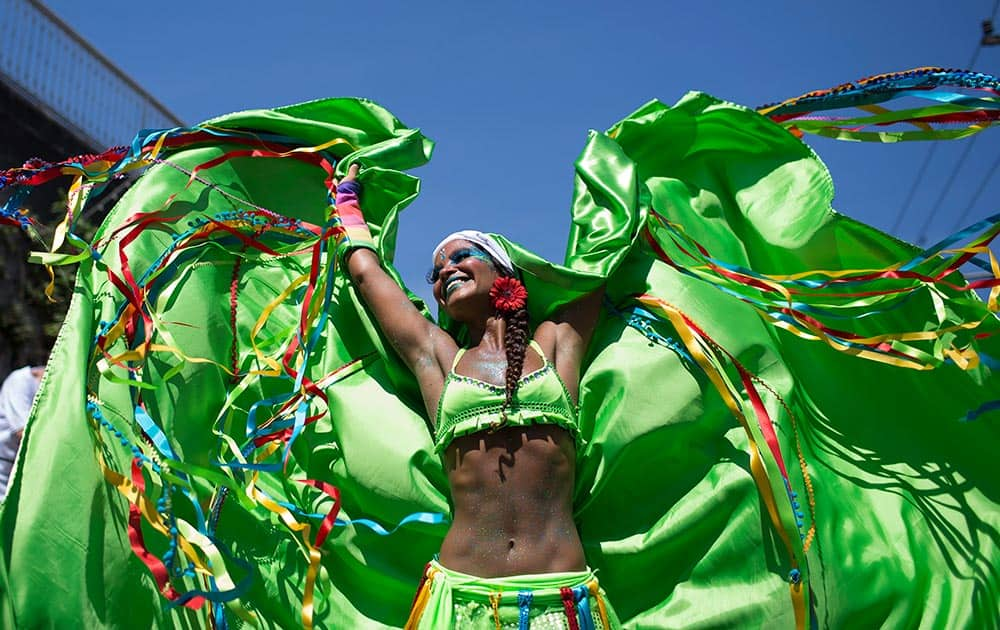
[{"xmin": 0, "ymin": 79, "xmax": 96, "ymax": 381}]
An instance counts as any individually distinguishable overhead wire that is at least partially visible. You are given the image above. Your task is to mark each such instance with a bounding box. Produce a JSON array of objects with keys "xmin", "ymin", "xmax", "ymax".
[
  {"xmin": 889, "ymin": 144, "xmax": 938, "ymax": 235},
  {"xmin": 942, "ymin": 0, "xmax": 1000, "ymax": 237},
  {"xmin": 914, "ymin": 135, "xmax": 980, "ymax": 244},
  {"xmin": 888, "ymin": 0, "xmax": 999, "ymax": 240},
  {"xmin": 949, "ymin": 150, "xmax": 1000, "ymax": 231}
]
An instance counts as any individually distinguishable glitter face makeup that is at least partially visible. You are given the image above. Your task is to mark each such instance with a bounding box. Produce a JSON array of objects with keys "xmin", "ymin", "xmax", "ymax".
[{"xmin": 426, "ymin": 245, "xmax": 495, "ymax": 284}]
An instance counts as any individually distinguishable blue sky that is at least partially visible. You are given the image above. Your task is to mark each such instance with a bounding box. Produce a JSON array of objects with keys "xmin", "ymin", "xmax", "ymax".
[{"xmin": 43, "ymin": 0, "xmax": 1000, "ymax": 304}]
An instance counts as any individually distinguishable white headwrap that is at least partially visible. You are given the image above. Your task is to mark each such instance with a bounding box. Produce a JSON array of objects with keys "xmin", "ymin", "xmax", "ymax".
[{"xmin": 432, "ymin": 230, "xmax": 515, "ymax": 276}]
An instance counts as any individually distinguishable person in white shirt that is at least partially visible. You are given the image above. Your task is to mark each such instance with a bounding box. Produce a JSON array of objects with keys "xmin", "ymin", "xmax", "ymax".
[{"xmin": 0, "ymin": 365, "xmax": 43, "ymax": 501}]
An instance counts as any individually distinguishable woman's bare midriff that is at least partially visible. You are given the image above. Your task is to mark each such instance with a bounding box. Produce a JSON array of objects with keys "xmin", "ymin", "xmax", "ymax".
[{"xmin": 439, "ymin": 423, "xmax": 585, "ymax": 577}]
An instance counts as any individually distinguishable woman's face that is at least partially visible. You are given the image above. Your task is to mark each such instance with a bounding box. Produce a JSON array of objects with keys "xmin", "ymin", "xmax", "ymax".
[{"xmin": 429, "ymin": 239, "xmax": 499, "ymax": 319}]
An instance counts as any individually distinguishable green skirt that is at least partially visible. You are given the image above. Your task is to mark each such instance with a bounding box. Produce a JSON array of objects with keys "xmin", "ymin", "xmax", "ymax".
[{"xmin": 406, "ymin": 560, "xmax": 621, "ymax": 629}]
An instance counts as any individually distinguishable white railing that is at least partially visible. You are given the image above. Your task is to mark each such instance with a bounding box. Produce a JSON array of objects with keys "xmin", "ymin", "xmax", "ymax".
[{"xmin": 0, "ymin": 0, "xmax": 183, "ymax": 149}]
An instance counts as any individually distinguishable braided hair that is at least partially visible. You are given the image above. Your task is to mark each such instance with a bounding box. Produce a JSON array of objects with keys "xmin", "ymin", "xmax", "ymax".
[
  {"xmin": 500, "ymin": 297, "xmax": 529, "ymax": 415},
  {"xmin": 489, "ymin": 270, "xmax": 529, "ymax": 419}
]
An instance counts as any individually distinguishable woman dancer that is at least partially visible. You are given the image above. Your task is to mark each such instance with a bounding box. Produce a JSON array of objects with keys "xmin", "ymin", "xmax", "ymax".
[{"xmin": 337, "ymin": 163, "xmax": 618, "ymax": 628}]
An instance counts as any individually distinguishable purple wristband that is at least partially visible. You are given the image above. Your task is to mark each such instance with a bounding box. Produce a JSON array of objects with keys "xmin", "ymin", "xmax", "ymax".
[{"xmin": 336, "ymin": 180, "xmax": 361, "ymax": 195}]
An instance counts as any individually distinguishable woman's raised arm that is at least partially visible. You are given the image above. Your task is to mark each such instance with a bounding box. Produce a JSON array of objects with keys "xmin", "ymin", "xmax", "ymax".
[{"xmin": 336, "ymin": 165, "xmax": 457, "ymax": 389}]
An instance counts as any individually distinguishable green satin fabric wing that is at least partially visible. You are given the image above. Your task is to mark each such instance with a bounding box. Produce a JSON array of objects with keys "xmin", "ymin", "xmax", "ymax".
[
  {"xmin": 566, "ymin": 93, "xmax": 1000, "ymax": 628},
  {"xmin": 0, "ymin": 99, "xmax": 448, "ymax": 628}
]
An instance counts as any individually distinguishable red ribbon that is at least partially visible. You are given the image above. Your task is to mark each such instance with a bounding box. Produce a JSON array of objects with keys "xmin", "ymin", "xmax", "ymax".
[{"xmin": 127, "ymin": 458, "xmax": 205, "ymax": 610}]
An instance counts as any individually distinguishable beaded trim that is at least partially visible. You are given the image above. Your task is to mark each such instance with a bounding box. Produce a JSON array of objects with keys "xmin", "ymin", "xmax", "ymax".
[
  {"xmin": 441, "ymin": 400, "xmax": 577, "ymax": 428},
  {"xmin": 447, "ymin": 364, "xmax": 549, "ymax": 394}
]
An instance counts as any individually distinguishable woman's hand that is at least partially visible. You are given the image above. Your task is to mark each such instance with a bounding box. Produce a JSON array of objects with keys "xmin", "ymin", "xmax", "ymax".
[{"xmin": 334, "ymin": 163, "xmax": 361, "ymax": 190}]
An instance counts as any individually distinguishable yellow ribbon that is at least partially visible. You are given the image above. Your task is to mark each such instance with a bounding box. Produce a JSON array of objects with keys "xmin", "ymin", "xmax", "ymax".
[{"xmin": 637, "ymin": 296, "xmax": 807, "ymax": 630}]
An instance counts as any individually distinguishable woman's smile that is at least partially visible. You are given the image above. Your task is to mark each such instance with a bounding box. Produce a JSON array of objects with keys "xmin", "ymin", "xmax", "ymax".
[{"xmin": 444, "ymin": 273, "xmax": 472, "ymax": 299}]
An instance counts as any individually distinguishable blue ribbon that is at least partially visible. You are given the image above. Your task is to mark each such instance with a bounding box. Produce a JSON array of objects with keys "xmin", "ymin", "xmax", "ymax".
[
  {"xmin": 517, "ymin": 591, "xmax": 533, "ymax": 630},
  {"xmin": 962, "ymin": 400, "xmax": 1000, "ymax": 422},
  {"xmin": 573, "ymin": 584, "xmax": 595, "ymax": 630}
]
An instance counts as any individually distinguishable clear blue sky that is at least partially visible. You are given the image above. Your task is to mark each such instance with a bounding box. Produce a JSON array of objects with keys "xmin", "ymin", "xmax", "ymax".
[{"xmin": 43, "ymin": 0, "xmax": 1000, "ymax": 305}]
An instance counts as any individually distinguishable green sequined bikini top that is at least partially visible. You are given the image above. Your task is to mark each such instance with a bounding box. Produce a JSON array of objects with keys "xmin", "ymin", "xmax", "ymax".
[{"xmin": 434, "ymin": 340, "xmax": 581, "ymax": 452}]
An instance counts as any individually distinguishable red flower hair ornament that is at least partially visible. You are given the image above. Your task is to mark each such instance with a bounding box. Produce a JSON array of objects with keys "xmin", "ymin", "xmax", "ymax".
[{"xmin": 489, "ymin": 276, "xmax": 527, "ymax": 313}]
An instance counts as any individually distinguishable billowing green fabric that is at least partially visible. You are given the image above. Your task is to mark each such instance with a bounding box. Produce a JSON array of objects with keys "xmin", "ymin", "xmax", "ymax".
[
  {"xmin": 575, "ymin": 93, "xmax": 1000, "ymax": 628},
  {"xmin": 0, "ymin": 92, "xmax": 997, "ymax": 630}
]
